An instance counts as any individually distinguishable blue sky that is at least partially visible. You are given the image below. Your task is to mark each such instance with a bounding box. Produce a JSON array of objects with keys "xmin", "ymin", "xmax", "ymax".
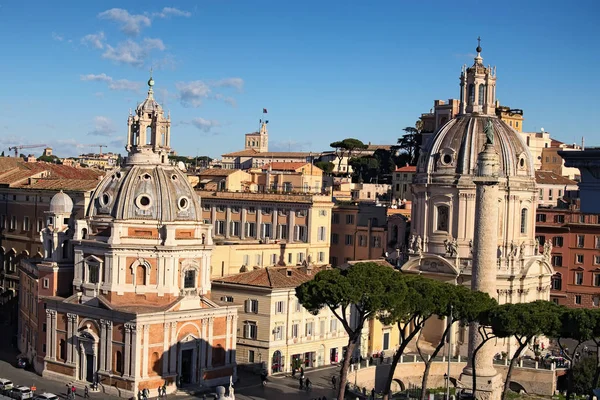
[{"xmin": 0, "ymin": 1, "xmax": 598, "ymax": 158}]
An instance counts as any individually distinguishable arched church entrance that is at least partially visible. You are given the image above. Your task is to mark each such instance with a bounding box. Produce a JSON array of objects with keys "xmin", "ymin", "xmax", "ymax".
[
  {"xmin": 78, "ymin": 330, "xmax": 98, "ymax": 383},
  {"xmin": 178, "ymin": 335, "xmax": 200, "ymax": 385}
]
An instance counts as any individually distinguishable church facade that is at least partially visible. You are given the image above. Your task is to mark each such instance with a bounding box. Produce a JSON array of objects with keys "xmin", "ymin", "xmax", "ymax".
[
  {"xmin": 19, "ymin": 76, "xmax": 237, "ymax": 398},
  {"xmin": 402, "ymin": 43, "xmax": 554, "ymax": 357}
]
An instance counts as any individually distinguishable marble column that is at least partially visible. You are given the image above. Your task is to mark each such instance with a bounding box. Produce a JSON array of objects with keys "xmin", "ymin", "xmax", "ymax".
[{"xmin": 461, "ymin": 143, "xmax": 502, "ymax": 400}]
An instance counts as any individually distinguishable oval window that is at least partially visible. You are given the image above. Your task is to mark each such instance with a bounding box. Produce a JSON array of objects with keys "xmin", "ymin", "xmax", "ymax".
[
  {"xmin": 443, "ymin": 154, "xmax": 452, "ymax": 165},
  {"xmin": 178, "ymin": 197, "xmax": 190, "ymax": 211},
  {"xmin": 100, "ymin": 193, "xmax": 110, "ymax": 206},
  {"xmin": 135, "ymin": 194, "xmax": 152, "ymax": 210}
]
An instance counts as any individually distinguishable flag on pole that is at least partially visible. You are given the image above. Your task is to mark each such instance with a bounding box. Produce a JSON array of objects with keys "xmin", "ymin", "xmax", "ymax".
[{"xmin": 263, "ymin": 108, "xmax": 268, "ymax": 114}]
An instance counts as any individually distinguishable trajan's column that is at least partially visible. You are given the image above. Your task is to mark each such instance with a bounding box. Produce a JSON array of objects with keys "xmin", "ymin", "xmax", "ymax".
[{"xmin": 460, "ymin": 121, "xmax": 503, "ymax": 400}]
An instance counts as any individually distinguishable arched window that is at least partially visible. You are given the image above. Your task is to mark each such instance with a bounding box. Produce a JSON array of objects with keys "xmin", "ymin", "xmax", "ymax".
[
  {"xmin": 151, "ymin": 352, "xmax": 161, "ymax": 375},
  {"xmin": 468, "ymin": 84, "xmax": 475, "ymax": 105},
  {"xmin": 59, "ymin": 339, "xmax": 67, "ymax": 361},
  {"xmin": 520, "ymin": 208, "xmax": 528, "ymax": 234},
  {"xmin": 115, "ymin": 351, "xmax": 124, "ymax": 374},
  {"xmin": 136, "ymin": 264, "xmax": 146, "ymax": 285},
  {"xmin": 212, "ymin": 344, "xmax": 226, "ymax": 367},
  {"xmin": 184, "ymin": 270, "xmax": 196, "ymax": 288},
  {"xmin": 478, "ymin": 84, "xmax": 486, "ymax": 105},
  {"xmin": 81, "ymin": 228, "xmax": 88, "ymax": 240},
  {"xmin": 552, "ymin": 273, "xmax": 562, "ymax": 291},
  {"xmin": 437, "ymin": 205, "xmax": 449, "ymax": 232},
  {"xmin": 146, "ymin": 126, "xmax": 152, "ymax": 145}
]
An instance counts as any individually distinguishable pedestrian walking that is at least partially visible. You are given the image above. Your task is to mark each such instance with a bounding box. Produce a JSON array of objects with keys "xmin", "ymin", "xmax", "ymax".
[
  {"xmin": 331, "ymin": 375, "xmax": 337, "ymax": 389},
  {"xmin": 299, "ymin": 377, "xmax": 304, "ymax": 390},
  {"xmin": 305, "ymin": 377, "xmax": 312, "ymax": 392},
  {"xmin": 84, "ymin": 385, "xmax": 90, "ymax": 399}
]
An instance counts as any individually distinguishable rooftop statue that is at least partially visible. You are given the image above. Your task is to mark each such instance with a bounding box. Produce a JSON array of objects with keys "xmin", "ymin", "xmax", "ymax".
[{"xmin": 483, "ymin": 119, "xmax": 495, "ymax": 145}]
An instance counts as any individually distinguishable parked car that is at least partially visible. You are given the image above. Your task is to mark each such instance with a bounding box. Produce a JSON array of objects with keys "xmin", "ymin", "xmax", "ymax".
[
  {"xmin": 33, "ymin": 394, "xmax": 58, "ymax": 400},
  {"xmin": 8, "ymin": 386, "xmax": 33, "ymax": 399},
  {"xmin": 0, "ymin": 379, "xmax": 13, "ymax": 393}
]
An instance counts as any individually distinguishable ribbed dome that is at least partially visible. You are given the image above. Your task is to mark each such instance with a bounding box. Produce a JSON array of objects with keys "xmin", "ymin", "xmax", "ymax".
[
  {"xmin": 137, "ymin": 96, "xmax": 162, "ymax": 112},
  {"xmin": 87, "ymin": 165, "xmax": 201, "ymax": 222},
  {"xmin": 50, "ymin": 190, "xmax": 74, "ymax": 214},
  {"xmin": 418, "ymin": 115, "xmax": 534, "ymax": 178}
]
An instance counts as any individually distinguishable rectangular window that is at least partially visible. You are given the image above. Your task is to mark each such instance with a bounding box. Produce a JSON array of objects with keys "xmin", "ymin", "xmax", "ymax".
[
  {"xmin": 274, "ymin": 326, "xmax": 283, "ymax": 340},
  {"xmin": 248, "ymin": 350, "xmax": 255, "ymax": 363},
  {"xmin": 278, "ymin": 224, "xmax": 288, "ymax": 240},
  {"xmin": 330, "ymin": 319, "xmax": 337, "ymax": 332},
  {"xmin": 261, "ymin": 223, "xmax": 272, "ymax": 239},
  {"xmin": 23, "ymin": 216, "xmax": 30, "ymax": 231},
  {"xmin": 576, "ymin": 254, "xmax": 584, "ymax": 264},
  {"xmin": 245, "ymin": 222, "xmax": 256, "ymax": 238},
  {"xmin": 230, "ymin": 221, "xmax": 240, "ymax": 236},
  {"xmin": 317, "ymin": 226, "xmax": 326, "ymax": 241},
  {"xmin": 232, "ymin": 206, "xmax": 240, "ymax": 213},
  {"xmin": 358, "ymin": 235, "xmax": 366, "ymax": 247},
  {"xmin": 552, "ymin": 255, "xmax": 563, "ymax": 267},
  {"xmin": 305, "ymin": 321, "xmax": 314, "ymax": 336},
  {"xmin": 270, "ymin": 253, "xmax": 278, "ymax": 265},
  {"xmin": 10, "ymin": 216, "xmax": 16, "ymax": 230},
  {"xmin": 553, "ymin": 236, "xmax": 563, "ymax": 247},
  {"xmin": 539, "ymin": 189, "xmax": 543, "ymax": 200},
  {"xmin": 37, "ymin": 218, "xmax": 43, "ymax": 232},
  {"xmin": 595, "ymin": 255, "xmax": 600, "ymax": 265},
  {"xmin": 555, "ymin": 215, "xmax": 565, "ymax": 223},
  {"xmin": 216, "ymin": 220, "xmax": 225, "ymax": 235},
  {"xmin": 0, "ymin": 215, "xmax": 5, "ymax": 229},
  {"xmin": 320, "ymin": 320, "xmax": 326, "ymax": 335},
  {"xmin": 288, "ymin": 253, "xmax": 292, "ymax": 264},
  {"xmin": 536, "ymin": 213, "xmax": 546, "ymax": 222},
  {"xmin": 245, "ymin": 299, "xmax": 259, "ymax": 313},
  {"xmin": 536, "ymin": 235, "xmax": 546, "ymax": 246},
  {"xmin": 318, "ymin": 251, "xmax": 325, "ymax": 262},
  {"xmin": 275, "ymin": 301, "xmax": 285, "ymax": 314},
  {"xmin": 42, "ymin": 278, "xmax": 49, "ymax": 289},
  {"xmin": 332, "ymin": 214, "xmax": 340, "ymax": 224},
  {"xmin": 247, "ymin": 207, "xmax": 256, "ymax": 214},
  {"xmin": 295, "ymin": 300, "xmax": 302, "ymax": 312},
  {"xmin": 319, "ymin": 210, "xmax": 327, "ymax": 217},
  {"xmin": 297, "ymin": 252, "xmax": 305, "ymax": 264},
  {"xmin": 332, "ymin": 233, "xmax": 339, "ymax": 245},
  {"xmin": 294, "ymin": 225, "xmax": 307, "ymax": 242},
  {"xmin": 202, "ymin": 204, "xmax": 210, "ymax": 211},
  {"xmin": 345, "ymin": 235, "xmax": 353, "ymax": 245},
  {"xmin": 594, "ymin": 274, "xmax": 600, "ymax": 287},
  {"xmin": 575, "ymin": 295, "xmax": 582, "ymax": 305},
  {"xmin": 580, "ymin": 214, "xmax": 585, "ymax": 223},
  {"xmin": 244, "ymin": 322, "xmax": 257, "ymax": 339},
  {"xmin": 372, "ymin": 236, "xmax": 381, "ymax": 248},
  {"xmin": 575, "ymin": 272, "xmax": 584, "ymax": 285},
  {"xmin": 345, "ymin": 214, "xmax": 355, "ymax": 225},
  {"xmin": 255, "ymin": 254, "xmax": 262, "ymax": 266},
  {"xmin": 577, "ymin": 235, "xmax": 585, "ymax": 248},
  {"xmin": 595, "ymin": 236, "xmax": 600, "ymax": 249},
  {"xmin": 594, "ymin": 296, "xmax": 600, "ymax": 307},
  {"xmin": 217, "ymin": 205, "xmax": 225, "ymax": 212},
  {"xmin": 291, "ymin": 324, "xmax": 299, "ymax": 338},
  {"xmin": 548, "ymin": 189, "xmax": 553, "ymax": 201},
  {"xmin": 243, "ymin": 254, "xmax": 250, "ymax": 266}
]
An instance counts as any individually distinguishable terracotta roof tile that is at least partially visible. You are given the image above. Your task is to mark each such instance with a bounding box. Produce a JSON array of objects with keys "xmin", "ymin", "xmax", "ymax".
[
  {"xmin": 262, "ymin": 162, "xmax": 311, "ymax": 171},
  {"xmin": 213, "ymin": 265, "xmax": 329, "ymax": 289},
  {"xmin": 198, "ymin": 168, "xmax": 239, "ymax": 176},
  {"xmin": 535, "ymin": 170, "xmax": 578, "ymax": 185},
  {"xmin": 395, "ymin": 165, "xmax": 416, "ymax": 172},
  {"xmin": 222, "ymin": 149, "xmax": 258, "ymax": 157}
]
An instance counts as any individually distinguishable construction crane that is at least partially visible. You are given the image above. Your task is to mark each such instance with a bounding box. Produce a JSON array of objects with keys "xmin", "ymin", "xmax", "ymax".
[
  {"xmin": 88, "ymin": 144, "xmax": 107, "ymax": 155},
  {"xmin": 8, "ymin": 144, "xmax": 47, "ymax": 157}
]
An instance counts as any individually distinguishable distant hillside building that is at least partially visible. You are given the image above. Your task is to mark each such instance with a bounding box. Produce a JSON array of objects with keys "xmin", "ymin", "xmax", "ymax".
[{"xmin": 244, "ymin": 121, "xmax": 269, "ymax": 153}]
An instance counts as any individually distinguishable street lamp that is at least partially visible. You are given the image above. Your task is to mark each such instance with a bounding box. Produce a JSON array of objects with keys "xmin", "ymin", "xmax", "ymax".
[{"xmin": 444, "ymin": 373, "xmax": 449, "ymax": 400}]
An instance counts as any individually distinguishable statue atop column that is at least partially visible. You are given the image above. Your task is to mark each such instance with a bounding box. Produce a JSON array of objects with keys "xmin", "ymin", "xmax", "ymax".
[{"xmin": 483, "ymin": 119, "xmax": 495, "ymax": 145}]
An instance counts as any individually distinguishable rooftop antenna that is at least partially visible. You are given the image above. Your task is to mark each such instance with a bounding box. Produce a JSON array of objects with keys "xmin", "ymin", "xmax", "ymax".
[{"xmin": 581, "ymin": 136, "xmax": 585, "ymax": 150}]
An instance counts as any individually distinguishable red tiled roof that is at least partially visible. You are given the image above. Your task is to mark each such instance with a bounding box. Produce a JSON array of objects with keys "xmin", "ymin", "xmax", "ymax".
[
  {"xmin": 213, "ymin": 265, "xmax": 329, "ymax": 289},
  {"xmin": 395, "ymin": 165, "xmax": 416, "ymax": 172},
  {"xmin": 222, "ymin": 149, "xmax": 259, "ymax": 157},
  {"xmin": 262, "ymin": 162, "xmax": 311, "ymax": 171},
  {"xmin": 535, "ymin": 170, "xmax": 578, "ymax": 185},
  {"xmin": 198, "ymin": 168, "xmax": 239, "ymax": 176}
]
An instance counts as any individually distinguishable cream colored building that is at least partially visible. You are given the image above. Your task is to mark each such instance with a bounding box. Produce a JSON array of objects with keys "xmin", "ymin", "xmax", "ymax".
[
  {"xmin": 541, "ymin": 139, "xmax": 582, "ymax": 180},
  {"xmin": 392, "ymin": 165, "xmax": 416, "ymax": 202},
  {"xmin": 211, "ymin": 265, "xmax": 349, "ymax": 374},
  {"xmin": 519, "ymin": 130, "xmax": 551, "ymax": 170},
  {"xmin": 535, "ymin": 171, "xmax": 579, "ymax": 207},
  {"xmin": 495, "ymin": 105, "xmax": 524, "ymax": 132},
  {"xmin": 196, "ymin": 190, "xmax": 333, "ymax": 277},
  {"xmin": 197, "ymin": 169, "xmax": 253, "ymax": 192},
  {"xmin": 255, "ymin": 162, "xmax": 323, "ymax": 194}
]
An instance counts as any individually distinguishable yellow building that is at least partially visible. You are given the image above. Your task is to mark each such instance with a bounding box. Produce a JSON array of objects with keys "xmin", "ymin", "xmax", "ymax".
[
  {"xmin": 211, "ymin": 265, "xmax": 349, "ymax": 374},
  {"xmin": 254, "ymin": 162, "xmax": 323, "ymax": 194},
  {"xmin": 495, "ymin": 105, "xmax": 524, "ymax": 132},
  {"xmin": 196, "ymin": 190, "xmax": 333, "ymax": 277},
  {"xmin": 197, "ymin": 168, "xmax": 253, "ymax": 192}
]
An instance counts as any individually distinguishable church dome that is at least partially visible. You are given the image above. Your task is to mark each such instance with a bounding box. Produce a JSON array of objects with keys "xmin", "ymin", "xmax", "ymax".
[
  {"xmin": 417, "ymin": 115, "xmax": 535, "ymax": 179},
  {"xmin": 50, "ymin": 190, "xmax": 74, "ymax": 214},
  {"xmin": 87, "ymin": 164, "xmax": 201, "ymax": 222}
]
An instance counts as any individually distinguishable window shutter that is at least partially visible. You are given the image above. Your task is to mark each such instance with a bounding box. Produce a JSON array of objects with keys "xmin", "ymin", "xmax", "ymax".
[{"xmin": 245, "ymin": 300, "xmax": 250, "ymax": 313}]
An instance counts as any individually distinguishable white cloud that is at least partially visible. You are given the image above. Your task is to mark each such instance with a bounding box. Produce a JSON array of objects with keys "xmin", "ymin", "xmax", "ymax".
[
  {"xmin": 211, "ymin": 78, "xmax": 244, "ymax": 91},
  {"xmin": 81, "ymin": 32, "xmax": 105, "ymax": 49},
  {"xmin": 80, "ymin": 73, "xmax": 141, "ymax": 92},
  {"xmin": 153, "ymin": 7, "xmax": 191, "ymax": 18},
  {"xmin": 176, "ymin": 81, "xmax": 211, "ymax": 107},
  {"xmin": 52, "ymin": 32, "xmax": 64, "ymax": 42},
  {"xmin": 190, "ymin": 118, "xmax": 220, "ymax": 132},
  {"xmin": 98, "ymin": 8, "xmax": 151, "ymax": 36},
  {"xmin": 88, "ymin": 116, "xmax": 117, "ymax": 137},
  {"xmin": 102, "ymin": 38, "xmax": 165, "ymax": 67},
  {"xmin": 175, "ymin": 78, "xmax": 244, "ymax": 107}
]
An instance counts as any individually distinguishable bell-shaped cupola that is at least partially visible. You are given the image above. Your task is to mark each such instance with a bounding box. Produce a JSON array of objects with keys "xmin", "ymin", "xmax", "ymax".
[
  {"xmin": 459, "ymin": 37, "xmax": 497, "ymax": 115},
  {"xmin": 126, "ymin": 73, "xmax": 172, "ymax": 165}
]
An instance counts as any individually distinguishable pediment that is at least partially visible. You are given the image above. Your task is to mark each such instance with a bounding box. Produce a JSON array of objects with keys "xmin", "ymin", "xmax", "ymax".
[
  {"xmin": 180, "ymin": 333, "xmax": 198, "ymax": 343},
  {"xmin": 402, "ymin": 254, "xmax": 459, "ymax": 275}
]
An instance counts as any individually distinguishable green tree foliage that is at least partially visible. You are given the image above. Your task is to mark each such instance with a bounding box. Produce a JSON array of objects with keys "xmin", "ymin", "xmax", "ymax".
[
  {"xmin": 349, "ymin": 156, "xmax": 379, "ymax": 183},
  {"xmin": 315, "ymin": 161, "xmax": 335, "ymax": 175},
  {"xmin": 572, "ymin": 356, "xmax": 596, "ymax": 396},
  {"xmin": 329, "ymin": 138, "xmax": 368, "ymax": 177},
  {"xmin": 396, "ymin": 124, "xmax": 423, "ymax": 165},
  {"xmin": 487, "ymin": 301, "xmax": 562, "ymax": 400},
  {"xmin": 37, "ymin": 155, "xmax": 62, "ymax": 164},
  {"xmin": 296, "ymin": 263, "xmax": 407, "ymax": 400}
]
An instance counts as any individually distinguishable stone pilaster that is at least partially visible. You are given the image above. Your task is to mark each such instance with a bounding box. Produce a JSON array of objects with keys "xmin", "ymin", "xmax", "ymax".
[
  {"xmin": 169, "ymin": 322, "xmax": 177, "ymax": 373},
  {"xmin": 66, "ymin": 313, "xmax": 77, "ymax": 363},
  {"xmin": 106, "ymin": 320, "xmax": 113, "ymax": 372},
  {"xmin": 240, "ymin": 208, "xmax": 247, "ymax": 239},
  {"xmin": 225, "ymin": 206, "xmax": 231, "ymax": 238},
  {"xmin": 45, "ymin": 310, "xmax": 56, "ymax": 360},
  {"xmin": 256, "ymin": 207, "xmax": 262, "ymax": 240},
  {"xmin": 288, "ymin": 210, "xmax": 295, "ymax": 243},
  {"xmin": 200, "ymin": 319, "xmax": 208, "ymax": 368},
  {"xmin": 124, "ymin": 323, "xmax": 135, "ymax": 376},
  {"xmin": 99, "ymin": 319, "xmax": 107, "ymax": 371},
  {"xmin": 142, "ymin": 324, "xmax": 150, "ymax": 377},
  {"xmin": 272, "ymin": 208, "xmax": 278, "ymax": 239},
  {"xmin": 162, "ymin": 323, "xmax": 170, "ymax": 374},
  {"xmin": 207, "ymin": 317, "xmax": 214, "ymax": 367}
]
